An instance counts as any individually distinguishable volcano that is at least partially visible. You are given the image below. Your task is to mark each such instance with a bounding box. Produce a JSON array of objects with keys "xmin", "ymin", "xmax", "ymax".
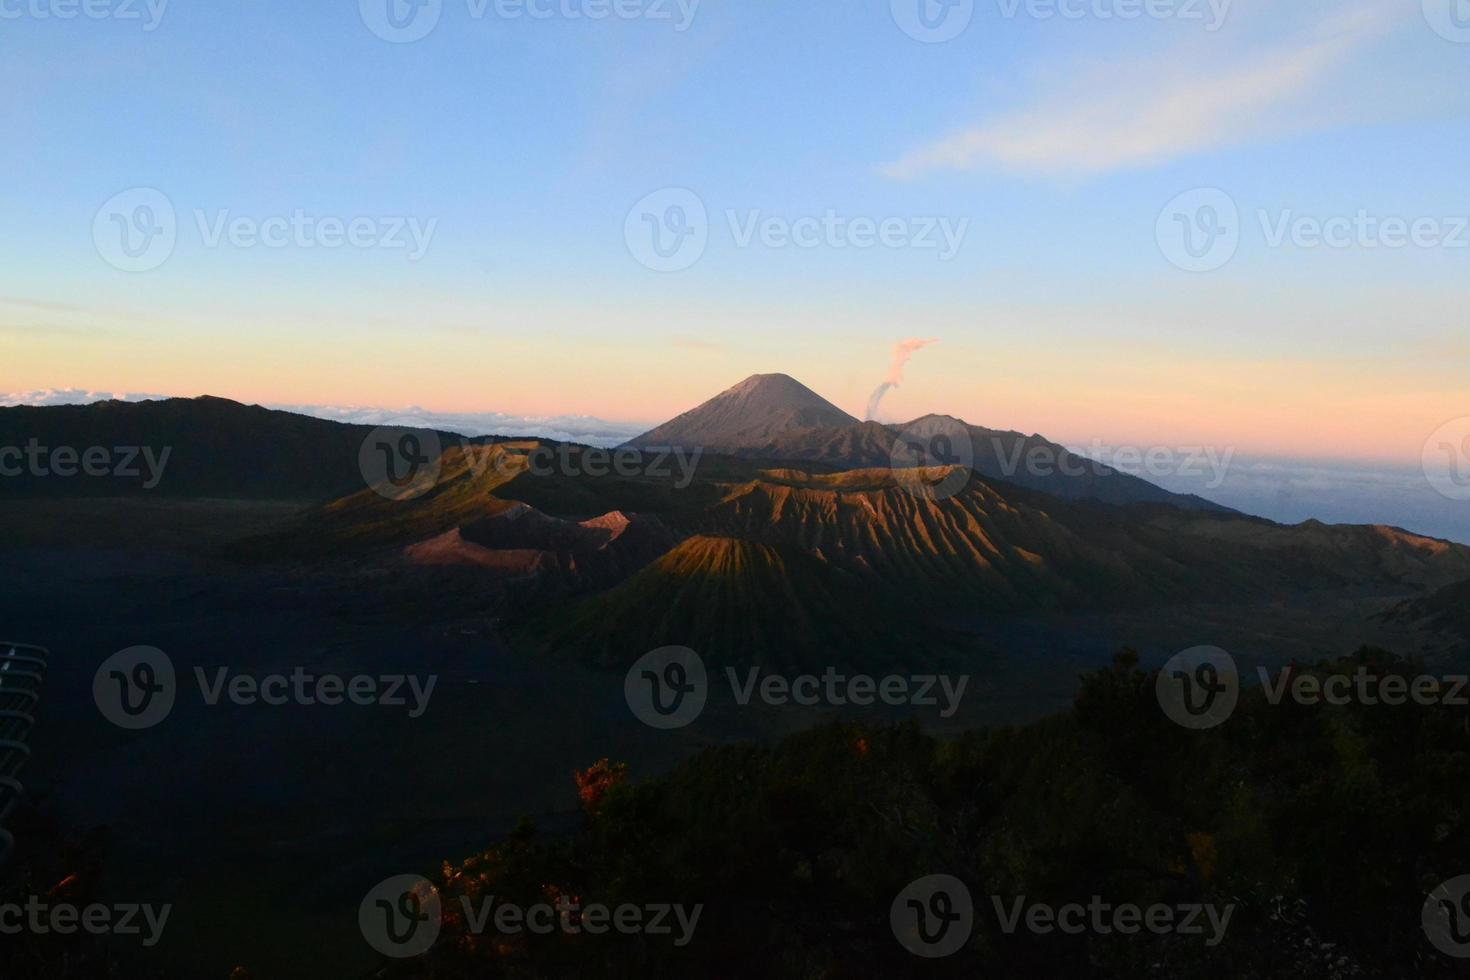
[
  {"xmin": 624, "ymin": 373, "xmax": 859, "ymax": 453},
  {"xmin": 624, "ymin": 373, "xmax": 1229, "ymax": 512}
]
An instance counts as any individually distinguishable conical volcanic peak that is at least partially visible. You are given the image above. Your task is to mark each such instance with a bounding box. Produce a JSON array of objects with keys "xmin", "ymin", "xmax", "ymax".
[{"xmin": 625, "ymin": 373, "xmax": 858, "ymax": 451}]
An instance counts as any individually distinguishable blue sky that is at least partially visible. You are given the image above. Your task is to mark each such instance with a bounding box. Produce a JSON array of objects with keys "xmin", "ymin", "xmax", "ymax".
[{"xmin": 2, "ymin": 0, "xmax": 1468, "ymax": 465}]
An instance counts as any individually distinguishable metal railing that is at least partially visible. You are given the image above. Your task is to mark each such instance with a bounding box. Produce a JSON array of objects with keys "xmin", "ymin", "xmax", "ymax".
[{"xmin": 0, "ymin": 641, "xmax": 47, "ymax": 866}]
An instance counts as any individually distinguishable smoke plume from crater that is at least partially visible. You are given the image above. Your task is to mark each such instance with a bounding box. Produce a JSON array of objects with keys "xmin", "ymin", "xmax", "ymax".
[{"xmin": 865, "ymin": 338, "xmax": 938, "ymax": 420}]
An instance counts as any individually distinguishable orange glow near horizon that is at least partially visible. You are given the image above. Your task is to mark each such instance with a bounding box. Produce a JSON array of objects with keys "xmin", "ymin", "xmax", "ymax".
[{"xmin": 4, "ymin": 323, "xmax": 1463, "ymax": 467}]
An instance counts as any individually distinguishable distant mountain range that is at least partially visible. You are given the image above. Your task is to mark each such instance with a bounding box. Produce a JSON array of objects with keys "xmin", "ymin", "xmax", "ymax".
[
  {"xmin": 9, "ymin": 379, "xmax": 1470, "ymax": 668},
  {"xmin": 627, "ymin": 373, "xmax": 1229, "ymax": 512},
  {"xmin": 1, "ymin": 376, "xmax": 1224, "ymax": 512},
  {"xmin": 0, "ymin": 396, "xmax": 467, "ymax": 501},
  {"xmin": 0, "ymin": 389, "xmax": 645, "ymax": 447}
]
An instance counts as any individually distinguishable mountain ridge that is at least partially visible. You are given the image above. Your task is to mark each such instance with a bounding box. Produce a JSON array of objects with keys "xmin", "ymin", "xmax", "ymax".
[
  {"xmin": 516, "ymin": 466, "xmax": 1470, "ymax": 667},
  {"xmin": 624, "ymin": 374, "xmax": 1230, "ymax": 513}
]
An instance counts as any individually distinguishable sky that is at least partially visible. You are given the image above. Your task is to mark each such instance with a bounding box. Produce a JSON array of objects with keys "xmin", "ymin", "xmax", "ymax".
[{"xmin": 2, "ymin": 0, "xmax": 1469, "ymax": 469}]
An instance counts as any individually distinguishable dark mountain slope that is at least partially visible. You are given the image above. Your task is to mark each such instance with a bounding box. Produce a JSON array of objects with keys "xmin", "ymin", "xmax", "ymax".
[
  {"xmin": 1379, "ymin": 576, "xmax": 1470, "ymax": 649},
  {"xmin": 518, "ymin": 468, "xmax": 1470, "ymax": 668},
  {"xmin": 0, "ymin": 397, "xmax": 464, "ymax": 501},
  {"xmin": 519, "ymin": 534, "xmax": 912, "ymax": 671}
]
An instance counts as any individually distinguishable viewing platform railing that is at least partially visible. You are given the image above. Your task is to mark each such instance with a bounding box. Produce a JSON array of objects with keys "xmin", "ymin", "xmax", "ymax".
[{"xmin": 0, "ymin": 641, "xmax": 47, "ymax": 866}]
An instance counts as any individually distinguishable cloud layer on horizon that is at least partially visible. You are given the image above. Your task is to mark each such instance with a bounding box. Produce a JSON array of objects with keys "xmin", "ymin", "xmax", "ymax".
[
  {"xmin": 0, "ymin": 388, "xmax": 172, "ymax": 407},
  {"xmin": 275, "ymin": 404, "xmax": 650, "ymax": 447},
  {"xmin": 0, "ymin": 390, "xmax": 650, "ymax": 447}
]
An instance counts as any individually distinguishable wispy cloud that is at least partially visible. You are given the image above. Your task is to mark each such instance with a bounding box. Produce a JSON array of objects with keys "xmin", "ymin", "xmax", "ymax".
[
  {"xmin": 0, "ymin": 323, "xmax": 111, "ymax": 339},
  {"xmin": 880, "ymin": 5, "xmax": 1409, "ymax": 180},
  {"xmin": 0, "ymin": 296, "xmax": 89, "ymax": 314}
]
